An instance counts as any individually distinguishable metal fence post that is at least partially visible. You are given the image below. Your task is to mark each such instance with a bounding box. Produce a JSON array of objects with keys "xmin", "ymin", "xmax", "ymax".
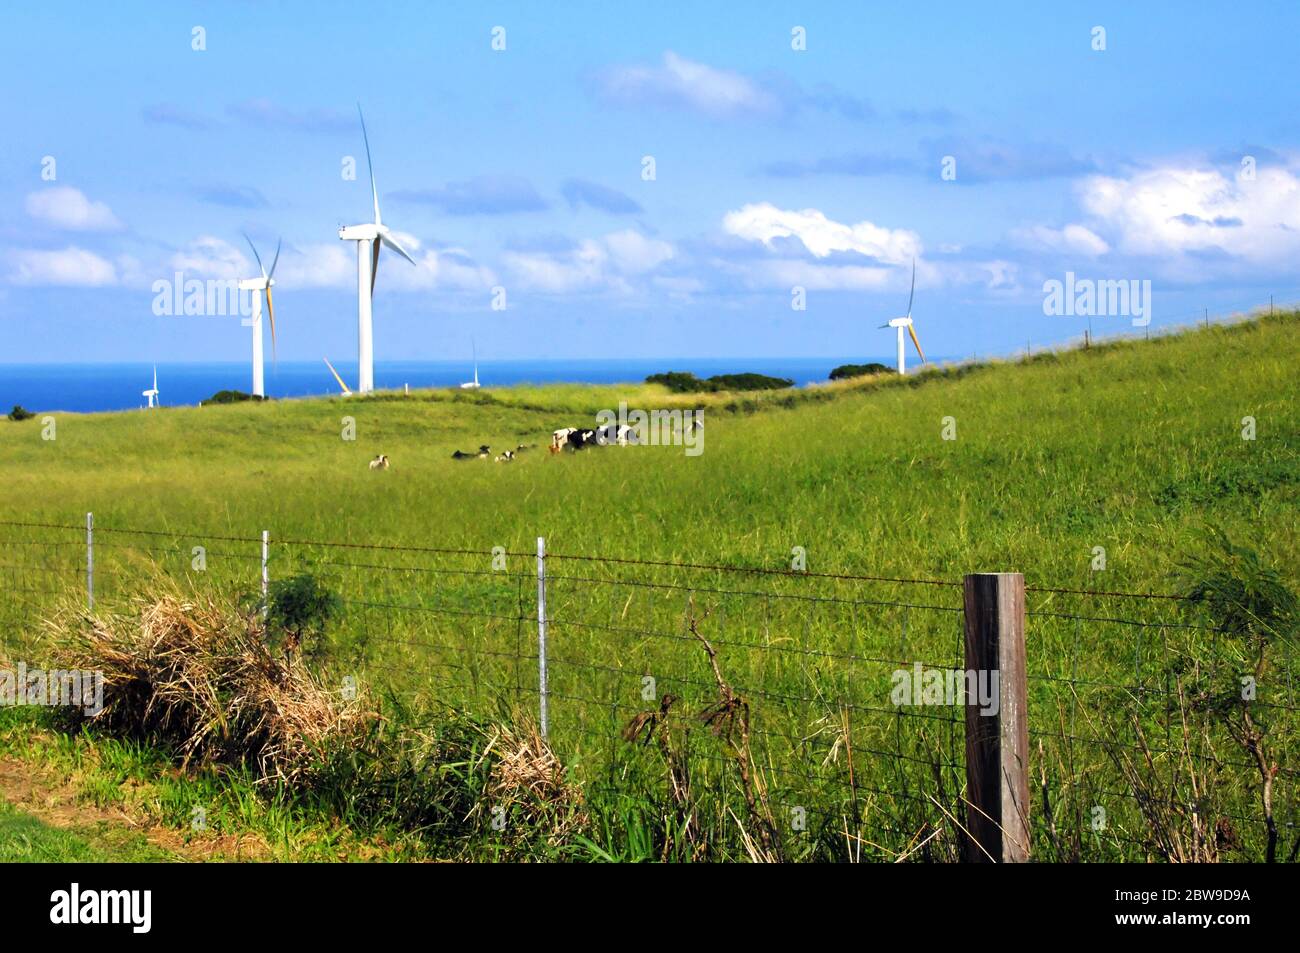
[
  {"xmin": 261, "ymin": 530, "xmax": 270, "ymax": 618},
  {"xmin": 536, "ymin": 536, "xmax": 549, "ymax": 741},
  {"xmin": 962, "ymin": 572, "xmax": 1030, "ymax": 862},
  {"xmin": 85, "ymin": 512, "xmax": 93, "ymax": 611}
]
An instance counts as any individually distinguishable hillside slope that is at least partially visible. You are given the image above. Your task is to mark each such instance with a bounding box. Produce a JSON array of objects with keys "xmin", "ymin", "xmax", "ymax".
[{"xmin": 1, "ymin": 313, "xmax": 1295, "ymax": 591}]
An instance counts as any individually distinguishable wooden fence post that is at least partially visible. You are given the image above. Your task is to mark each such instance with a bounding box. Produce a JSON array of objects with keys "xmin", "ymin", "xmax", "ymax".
[{"xmin": 963, "ymin": 572, "xmax": 1030, "ymax": 862}]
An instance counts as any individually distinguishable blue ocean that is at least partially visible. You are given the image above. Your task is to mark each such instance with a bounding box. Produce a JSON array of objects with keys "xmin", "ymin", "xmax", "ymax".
[{"xmin": 0, "ymin": 357, "xmax": 904, "ymax": 415}]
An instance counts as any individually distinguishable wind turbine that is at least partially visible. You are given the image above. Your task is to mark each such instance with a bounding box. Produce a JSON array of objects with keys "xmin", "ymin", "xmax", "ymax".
[
  {"xmin": 339, "ymin": 104, "xmax": 417, "ymax": 394},
  {"xmin": 880, "ymin": 259, "xmax": 926, "ymax": 375},
  {"xmin": 238, "ymin": 234, "xmax": 280, "ymax": 397},
  {"xmin": 323, "ymin": 357, "xmax": 353, "ymax": 397},
  {"xmin": 460, "ymin": 338, "xmax": 480, "ymax": 389},
  {"xmin": 142, "ymin": 365, "xmax": 160, "ymax": 408}
]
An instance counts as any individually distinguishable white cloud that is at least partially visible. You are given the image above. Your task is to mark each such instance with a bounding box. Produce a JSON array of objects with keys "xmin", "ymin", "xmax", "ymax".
[
  {"xmin": 722, "ymin": 203, "xmax": 921, "ymax": 263},
  {"xmin": 725, "ymin": 259, "xmax": 896, "ymax": 292},
  {"xmin": 168, "ymin": 236, "xmax": 250, "ymax": 278},
  {"xmin": 505, "ymin": 230, "xmax": 674, "ymax": 293},
  {"xmin": 276, "ymin": 240, "xmax": 495, "ymax": 292},
  {"xmin": 1015, "ymin": 224, "xmax": 1110, "ymax": 257},
  {"xmin": 279, "ymin": 243, "xmax": 353, "ymax": 289},
  {"xmin": 1077, "ymin": 165, "xmax": 1300, "ymax": 263},
  {"xmin": 602, "ymin": 229, "xmax": 675, "ymax": 273},
  {"xmin": 505, "ymin": 242, "xmax": 616, "ymax": 294},
  {"xmin": 6, "ymin": 246, "xmax": 119, "ymax": 286},
  {"xmin": 25, "ymin": 187, "xmax": 123, "ymax": 231},
  {"xmin": 599, "ymin": 51, "xmax": 778, "ymax": 118}
]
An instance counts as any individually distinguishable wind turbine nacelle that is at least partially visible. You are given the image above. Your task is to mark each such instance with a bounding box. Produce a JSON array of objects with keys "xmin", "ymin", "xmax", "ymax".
[
  {"xmin": 887, "ymin": 317, "xmax": 912, "ymax": 328},
  {"xmin": 339, "ymin": 224, "xmax": 379, "ymax": 241},
  {"xmin": 238, "ymin": 278, "xmax": 270, "ymax": 291}
]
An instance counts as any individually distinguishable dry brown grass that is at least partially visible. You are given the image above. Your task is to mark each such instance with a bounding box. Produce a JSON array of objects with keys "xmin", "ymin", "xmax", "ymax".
[
  {"xmin": 472, "ymin": 721, "xmax": 587, "ymax": 846},
  {"xmin": 47, "ymin": 593, "xmax": 373, "ymax": 784}
]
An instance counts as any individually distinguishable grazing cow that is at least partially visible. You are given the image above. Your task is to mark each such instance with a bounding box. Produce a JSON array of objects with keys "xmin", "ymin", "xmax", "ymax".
[
  {"xmin": 550, "ymin": 428, "xmax": 578, "ymax": 453},
  {"xmin": 565, "ymin": 429, "xmax": 598, "ymax": 451},
  {"xmin": 369, "ymin": 454, "xmax": 389, "ymax": 470},
  {"xmin": 451, "ymin": 444, "xmax": 492, "ymax": 460},
  {"xmin": 595, "ymin": 423, "xmax": 639, "ymax": 446}
]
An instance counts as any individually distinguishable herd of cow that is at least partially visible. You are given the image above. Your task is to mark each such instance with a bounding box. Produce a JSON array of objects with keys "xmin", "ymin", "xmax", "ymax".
[
  {"xmin": 548, "ymin": 423, "xmax": 641, "ymax": 452},
  {"xmin": 372, "ymin": 419, "xmax": 699, "ymax": 471}
]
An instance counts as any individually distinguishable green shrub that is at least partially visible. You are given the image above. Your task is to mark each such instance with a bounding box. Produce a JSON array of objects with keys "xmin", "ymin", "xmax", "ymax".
[
  {"xmin": 829, "ymin": 362, "xmax": 892, "ymax": 381},
  {"xmin": 265, "ymin": 573, "xmax": 341, "ymax": 657},
  {"xmin": 646, "ymin": 371, "xmax": 793, "ymax": 393},
  {"xmin": 7, "ymin": 405, "xmax": 34, "ymax": 421},
  {"xmin": 204, "ymin": 390, "xmax": 266, "ymax": 404}
]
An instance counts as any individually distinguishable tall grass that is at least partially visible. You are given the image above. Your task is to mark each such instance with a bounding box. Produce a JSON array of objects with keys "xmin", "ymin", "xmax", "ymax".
[{"xmin": 0, "ymin": 312, "xmax": 1296, "ymax": 860}]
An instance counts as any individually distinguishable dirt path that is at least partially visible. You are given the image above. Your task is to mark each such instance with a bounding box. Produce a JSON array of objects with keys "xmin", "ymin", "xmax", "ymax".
[{"xmin": 0, "ymin": 755, "xmax": 270, "ymax": 862}]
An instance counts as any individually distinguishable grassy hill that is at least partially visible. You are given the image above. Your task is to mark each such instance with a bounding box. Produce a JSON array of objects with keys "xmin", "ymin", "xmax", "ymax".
[
  {"xmin": 1, "ymin": 315, "xmax": 1294, "ymax": 583},
  {"xmin": 0, "ymin": 312, "xmax": 1296, "ymax": 862}
]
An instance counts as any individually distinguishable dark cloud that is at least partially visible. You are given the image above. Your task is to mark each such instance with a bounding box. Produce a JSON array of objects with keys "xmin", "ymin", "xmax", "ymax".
[
  {"xmin": 226, "ymin": 99, "xmax": 353, "ymax": 133},
  {"xmin": 391, "ymin": 176, "xmax": 549, "ymax": 215},
  {"xmin": 560, "ymin": 179, "xmax": 642, "ymax": 214},
  {"xmin": 762, "ymin": 153, "xmax": 918, "ymax": 178},
  {"xmin": 194, "ymin": 185, "xmax": 269, "ymax": 209},
  {"xmin": 142, "ymin": 103, "xmax": 210, "ymax": 129},
  {"xmin": 802, "ymin": 85, "xmax": 876, "ymax": 121},
  {"xmin": 503, "ymin": 232, "xmax": 581, "ymax": 253},
  {"xmin": 895, "ymin": 106, "xmax": 959, "ymax": 125},
  {"xmin": 1209, "ymin": 145, "xmax": 1286, "ymax": 167},
  {"xmin": 924, "ymin": 137, "xmax": 1101, "ymax": 183},
  {"xmin": 1171, "ymin": 213, "xmax": 1243, "ymax": 228}
]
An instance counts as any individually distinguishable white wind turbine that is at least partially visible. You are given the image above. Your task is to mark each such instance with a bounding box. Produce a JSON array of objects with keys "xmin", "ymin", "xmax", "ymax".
[
  {"xmin": 338, "ymin": 104, "xmax": 417, "ymax": 394},
  {"xmin": 460, "ymin": 338, "xmax": 480, "ymax": 389},
  {"xmin": 880, "ymin": 258, "xmax": 926, "ymax": 375},
  {"xmin": 237, "ymin": 235, "xmax": 280, "ymax": 397},
  {"xmin": 142, "ymin": 365, "xmax": 160, "ymax": 408}
]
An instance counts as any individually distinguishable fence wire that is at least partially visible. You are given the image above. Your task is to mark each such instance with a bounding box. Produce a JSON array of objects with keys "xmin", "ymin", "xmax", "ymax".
[{"xmin": 0, "ymin": 517, "xmax": 1293, "ymax": 861}]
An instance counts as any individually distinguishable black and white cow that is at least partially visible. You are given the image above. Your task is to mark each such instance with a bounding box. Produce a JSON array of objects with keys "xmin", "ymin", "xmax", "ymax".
[
  {"xmin": 550, "ymin": 428, "xmax": 578, "ymax": 453},
  {"xmin": 565, "ymin": 429, "xmax": 598, "ymax": 450},
  {"xmin": 594, "ymin": 423, "xmax": 639, "ymax": 446},
  {"xmin": 452, "ymin": 444, "xmax": 492, "ymax": 460}
]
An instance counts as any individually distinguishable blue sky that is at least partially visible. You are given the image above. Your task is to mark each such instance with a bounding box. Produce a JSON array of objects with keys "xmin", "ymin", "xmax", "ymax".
[{"xmin": 3, "ymin": 1, "xmax": 1300, "ymax": 365}]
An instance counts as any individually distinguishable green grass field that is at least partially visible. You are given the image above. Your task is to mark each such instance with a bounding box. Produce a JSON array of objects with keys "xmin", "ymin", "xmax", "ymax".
[{"xmin": 0, "ymin": 312, "xmax": 1296, "ymax": 861}]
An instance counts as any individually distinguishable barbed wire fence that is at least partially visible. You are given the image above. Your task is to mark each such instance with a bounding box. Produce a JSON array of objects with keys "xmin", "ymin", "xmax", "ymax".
[{"xmin": 0, "ymin": 516, "xmax": 1294, "ymax": 861}]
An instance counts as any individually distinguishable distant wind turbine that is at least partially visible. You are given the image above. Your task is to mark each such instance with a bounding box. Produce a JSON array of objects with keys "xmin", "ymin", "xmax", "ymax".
[
  {"xmin": 142, "ymin": 365, "xmax": 160, "ymax": 408},
  {"xmin": 879, "ymin": 259, "xmax": 926, "ymax": 375},
  {"xmin": 238, "ymin": 234, "xmax": 280, "ymax": 397},
  {"xmin": 338, "ymin": 104, "xmax": 417, "ymax": 394},
  {"xmin": 460, "ymin": 338, "xmax": 480, "ymax": 389}
]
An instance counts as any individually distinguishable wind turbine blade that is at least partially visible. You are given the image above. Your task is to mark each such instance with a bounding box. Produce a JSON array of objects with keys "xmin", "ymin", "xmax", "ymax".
[
  {"xmin": 370, "ymin": 238, "xmax": 381, "ymax": 295},
  {"xmin": 323, "ymin": 357, "xmax": 353, "ymax": 395},
  {"xmin": 380, "ymin": 231, "xmax": 417, "ymax": 266},
  {"xmin": 907, "ymin": 321, "xmax": 926, "ymax": 363},
  {"xmin": 268, "ymin": 239, "xmax": 281, "ymax": 280},
  {"xmin": 358, "ymin": 103, "xmax": 380, "ymax": 225},
  {"xmin": 152, "ymin": 365, "xmax": 157, "ymax": 390},
  {"xmin": 243, "ymin": 232, "xmax": 265, "ymax": 278},
  {"xmin": 906, "ymin": 257, "xmax": 915, "ymax": 318},
  {"xmin": 265, "ymin": 287, "xmax": 278, "ymax": 363}
]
